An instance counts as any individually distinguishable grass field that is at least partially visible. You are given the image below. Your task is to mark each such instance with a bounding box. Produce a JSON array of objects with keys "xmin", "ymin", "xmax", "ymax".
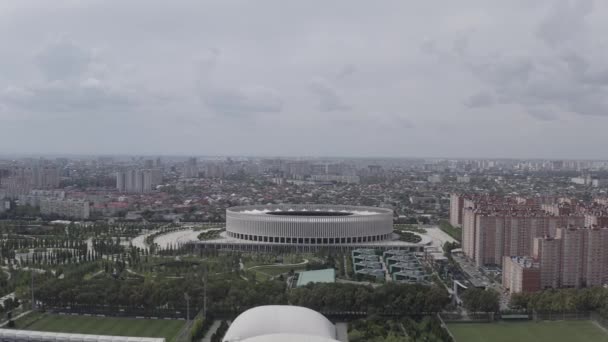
[
  {"xmin": 448, "ymin": 320, "xmax": 608, "ymax": 342},
  {"xmin": 439, "ymin": 220, "xmax": 461, "ymax": 241},
  {"xmin": 17, "ymin": 313, "xmax": 185, "ymax": 341}
]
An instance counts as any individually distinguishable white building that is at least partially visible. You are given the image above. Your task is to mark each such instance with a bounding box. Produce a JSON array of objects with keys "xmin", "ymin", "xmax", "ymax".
[{"xmin": 222, "ymin": 305, "xmax": 339, "ymax": 342}]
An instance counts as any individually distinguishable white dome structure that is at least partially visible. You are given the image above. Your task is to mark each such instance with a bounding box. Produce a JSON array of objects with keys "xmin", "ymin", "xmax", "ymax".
[
  {"xmin": 222, "ymin": 305, "xmax": 339, "ymax": 342},
  {"xmin": 240, "ymin": 334, "xmax": 340, "ymax": 342}
]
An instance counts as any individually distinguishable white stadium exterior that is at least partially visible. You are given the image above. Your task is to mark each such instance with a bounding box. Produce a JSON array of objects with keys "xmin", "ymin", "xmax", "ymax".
[
  {"xmin": 191, "ymin": 204, "xmax": 429, "ymax": 252},
  {"xmin": 226, "ymin": 204, "xmax": 394, "ymax": 245}
]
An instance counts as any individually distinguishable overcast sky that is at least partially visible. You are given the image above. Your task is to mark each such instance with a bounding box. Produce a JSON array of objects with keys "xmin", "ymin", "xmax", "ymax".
[{"xmin": 1, "ymin": 0, "xmax": 608, "ymax": 159}]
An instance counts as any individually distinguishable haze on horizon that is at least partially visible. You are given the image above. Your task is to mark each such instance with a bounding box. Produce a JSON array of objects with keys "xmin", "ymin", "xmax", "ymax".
[{"xmin": 1, "ymin": 1, "xmax": 607, "ymax": 159}]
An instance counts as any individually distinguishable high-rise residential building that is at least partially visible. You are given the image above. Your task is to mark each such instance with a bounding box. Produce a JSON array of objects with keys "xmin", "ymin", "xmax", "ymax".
[
  {"xmin": 583, "ymin": 227, "xmax": 608, "ymax": 287},
  {"xmin": 449, "ymin": 193, "xmax": 464, "ymax": 227},
  {"xmin": 533, "ymin": 236, "xmax": 561, "ymax": 289},
  {"xmin": 0, "ymin": 164, "xmax": 60, "ymax": 197},
  {"xmin": 205, "ymin": 163, "xmax": 224, "ymax": 179},
  {"xmin": 457, "ymin": 194, "xmax": 584, "ymax": 267},
  {"xmin": 502, "ymin": 256, "xmax": 541, "ymax": 294},
  {"xmin": 116, "ymin": 172, "xmax": 126, "ymax": 192},
  {"xmin": 504, "ymin": 227, "xmax": 608, "ymax": 292},
  {"xmin": 557, "ymin": 227, "xmax": 585, "ymax": 288},
  {"xmin": 116, "ymin": 169, "xmax": 160, "ymax": 193},
  {"xmin": 150, "ymin": 169, "xmax": 162, "ymax": 186},
  {"xmin": 183, "ymin": 157, "xmax": 198, "ymax": 178}
]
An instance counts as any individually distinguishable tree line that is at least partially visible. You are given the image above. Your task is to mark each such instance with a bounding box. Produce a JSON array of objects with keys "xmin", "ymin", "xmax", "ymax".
[
  {"xmin": 32, "ymin": 270, "xmax": 450, "ymax": 317},
  {"xmin": 511, "ymin": 287, "xmax": 608, "ymax": 315}
]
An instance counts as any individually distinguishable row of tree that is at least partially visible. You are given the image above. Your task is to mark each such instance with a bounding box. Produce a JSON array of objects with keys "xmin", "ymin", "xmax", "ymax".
[
  {"xmin": 511, "ymin": 287, "xmax": 608, "ymax": 314},
  {"xmin": 460, "ymin": 288, "xmax": 500, "ymax": 313},
  {"xmin": 32, "ymin": 267, "xmax": 450, "ymax": 316}
]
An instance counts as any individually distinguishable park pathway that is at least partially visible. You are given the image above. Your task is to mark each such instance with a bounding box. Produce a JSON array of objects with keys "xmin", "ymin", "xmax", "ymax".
[{"xmin": 201, "ymin": 320, "xmax": 221, "ymax": 342}]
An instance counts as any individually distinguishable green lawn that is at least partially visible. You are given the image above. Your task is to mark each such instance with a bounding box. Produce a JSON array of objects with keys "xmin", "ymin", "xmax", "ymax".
[
  {"xmin": 439, "ymin": 220, "xmax": 461, "ymax": 241},
  {"xmin": 448, "ymin": 320, "xmax": 608, "ymax": 342},
  {"xmin": 18, "ymin": 313, "xmax": 185, "ymax": 341}
]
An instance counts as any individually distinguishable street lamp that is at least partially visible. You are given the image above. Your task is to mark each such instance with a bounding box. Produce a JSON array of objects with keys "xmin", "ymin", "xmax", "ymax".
[{"xmin": 184, "ymin": 293, "xmax": 190, "ymax": 321}]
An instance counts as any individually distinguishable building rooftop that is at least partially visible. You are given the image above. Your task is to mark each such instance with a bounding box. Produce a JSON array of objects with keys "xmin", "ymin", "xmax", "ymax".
[{"xmin": 296, "ymin": 269, "xmax": 336, "ymax": 287}]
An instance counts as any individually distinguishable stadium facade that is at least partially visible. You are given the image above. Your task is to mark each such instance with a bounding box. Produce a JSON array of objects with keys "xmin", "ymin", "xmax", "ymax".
[
  {"xmin": 226, "ymin": 204, "xmax": 393, "ymax": 244},
  {"xmin": 192, "ymin": 204, "xmax": 427, "ymax": 252}
]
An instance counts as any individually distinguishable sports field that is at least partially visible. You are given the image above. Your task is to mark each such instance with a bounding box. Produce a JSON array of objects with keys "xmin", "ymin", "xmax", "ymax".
[
  {"xmin": 448, "ymin": 320, "xmax": 608, "ymax": 342},
  {"xmin": 18, "ymin": 313, "xmax": 185, "ymax": 341}
]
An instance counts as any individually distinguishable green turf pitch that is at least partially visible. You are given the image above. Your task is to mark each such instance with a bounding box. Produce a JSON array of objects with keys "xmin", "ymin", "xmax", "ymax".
[
  {"xmin": 448, "ymin": 320, "xmax": 608, "ymax": 342},
  {"xmin": 23, "ymin": 314, "xmax": 185, "ymax": 341}
]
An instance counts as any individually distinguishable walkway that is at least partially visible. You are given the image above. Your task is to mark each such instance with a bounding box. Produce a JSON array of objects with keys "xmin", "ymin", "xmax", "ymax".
[
  {"xmin": 0, "ymin": 310, "xmax": 31, "ymax": 327},
  {"xmin": 201, "ymin": 320, "xmax": 221, "ymax": 342},
  {"xmin": 246, "ymin": 259, "xmax": 309, "ymax": 271}
]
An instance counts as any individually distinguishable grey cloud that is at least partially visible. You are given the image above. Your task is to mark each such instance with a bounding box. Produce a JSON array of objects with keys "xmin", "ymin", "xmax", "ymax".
[
  {"xmin": 336, "ymin": 65, "xmax": 356, "ymax": 80},
  {"xmin": 537, "ymin": 0, "xmax": 593, "ymax": 47},
  {"xmin": 395, "ymin": 117, "xmax": 415, "ymax": 129},
  {"xmin": 465, "ymin": 92, "xmax": 495, "ymax": 108},
  {"xmin": 2, "ymin": 39, "xmax": 142, "ymax": 114},
  {"xmin": 309, "ymin": 78, "xmax": 350, "ymax": 112},
  {"xmin": 1, "ymin": 79, "xmax": 135, "ymax": 113},
  {"xmin": 35, "ymin": 38, "xmax": 92, "ymax": 80},
  {"xmin": 527, "ymin": 108, "xmax": 559, "ymax": 121},
  {"xmin": 3, "ymin": 1, "xmax": 608, "ymax": 157},
  {"xmin": 202, "ymin": 86, "xmax": 283, "ymax": 116},
  {"xmin": 465, "ymin": 48, "xmax": 608, "ymax": 118}
]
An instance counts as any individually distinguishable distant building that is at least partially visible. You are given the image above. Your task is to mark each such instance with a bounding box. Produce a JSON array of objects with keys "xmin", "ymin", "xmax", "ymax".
[
  {"xmin": 310, "ymin": 174, "xmax": 360, "ymax": 184},
  {"xmin": 116, "ymin": 169, "xmax": 160, "ymax": 193},
  {"xmin": 204, "ymin": 163, "xmax": 224, "ymax": 178},
  {"xmin": 427, "ymin": 174, "xmax": 442, "ymax": 183},
  {"xmin": 183, "ymin": 157, "xmax": 198, "ymax": 178},
  {"xmin": 456, "ymin": 175, "xmax": 471, "ymax": 183},
  {"xmin": 18, "ymin": 190, "xmax": 65, "ymax": 207},
  {"xmin": 40, "ymin": 198, "xmax": 90, "ymax": 219}
]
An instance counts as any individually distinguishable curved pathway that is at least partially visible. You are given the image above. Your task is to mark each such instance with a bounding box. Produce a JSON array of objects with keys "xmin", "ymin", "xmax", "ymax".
[{"xmin": 246, "ymin": 259, "xmax": 309, "ymax": 270}]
